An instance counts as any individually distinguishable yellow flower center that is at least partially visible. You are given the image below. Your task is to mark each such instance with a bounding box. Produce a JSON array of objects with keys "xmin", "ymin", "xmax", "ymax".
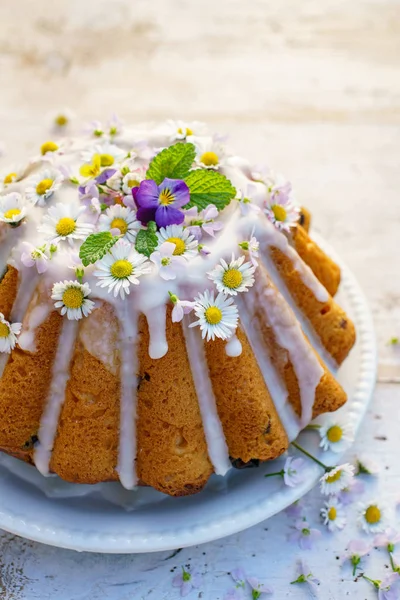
[
  {"xmin": 167, "ymin": 237, "xmax": 185, "ymax": 255},
  {"xmin": 62, "ymin": 287, "xmax": 84, "ymax": 309},
  {"xmin": 222, "ymin": 268, "xmax": 243, "ymax": 289},
  {"xmin": 99, "ymin": 153, "xmax": 114, "ymax": 167},
  {"xmin": 328, "ymin": 507, "xmax": 337, "ymax": 521},
  {"xmin": 126, "ymin": 178, "xmax": 140, "ymax": 188},
  {"xmin": 110, "ymin": 217, "xmax": 128, "ymax": 235},
  {"xmin": 0, "ymin": 322, "xmax": 10, "ymax": 338},
  {"xmin": 41, "ymin": 141, "xmax": 59, "ymax": 155},
  {"xmin": 4, "ymin": 208, "xmax": 21, "ymax": 220},
  {"xmin": 200, "ymin": 151, "xmax": 219, "ymax": 166},
  {"xmin": 110, "ymin": 259, "xmax": 133, "ymax": 279},
  {"xmin": 365, "ymin": 505, "xmax": 381, "ymax": 524},
  {"xmin": 177, "ymin": 127, "xmax": 193, "ymax": 137},
  {"xmin": 3, "ymin": 172, "xmax": 17, "ymax": 184},
  {"xmin": 159, "ymin": 189, "xmax": 174, "ymax": 206},
  {"xmin": 326, "ymin": 469, "xmax": 342, "ymax": 484},
  {"xmin": 327, "ymin": 425, "xmax": 343, "ymax": 443},
  {"xmin": 271, "ymin": 204, "xmax": 287, "ymax": 222},
  {"xmin": 55, "ymin": 114, "xmax": 68, "ymax": 126},
  {"xmin": 36, "ymin": 178, "xmax": 53, "ymax": 196},
  {"xmin": 205, "ymin": 306, "xmax": 223, "ymax": 325},
  {"xmin": 55, "ymin": 217, "xmax": 76, "ymax": 236}
]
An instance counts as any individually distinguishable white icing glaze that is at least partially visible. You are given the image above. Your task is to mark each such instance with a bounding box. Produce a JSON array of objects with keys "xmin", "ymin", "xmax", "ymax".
[
  {"xmin": 18, "ymin": 302, "xmax": 52, "ymax": 352},
  {"xmin": 33, "ymin": 319, "xmax": 79, "ymax": 476},
  {"xmin": 182, "ymin": 318, "xmax": 231, "ymax": 476},
  {"xmin": 225, "ymin": 334, "xmax": 242, "ymax": 357}
]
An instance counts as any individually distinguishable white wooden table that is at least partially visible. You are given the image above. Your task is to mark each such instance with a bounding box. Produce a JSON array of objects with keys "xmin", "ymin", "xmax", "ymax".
[{"xmin": 0, "ymin": 0, "xmax": 399, "ymax": 597}]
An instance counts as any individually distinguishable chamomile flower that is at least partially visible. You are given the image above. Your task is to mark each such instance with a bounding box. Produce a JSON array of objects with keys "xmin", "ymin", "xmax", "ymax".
[
  {"xmin": 25, "ymin": 168, "xmax": 64, "ymax": 206},
  {"xmin": 320, "ymin": 463, "xmax": 355, "ymax": 495},
  {"xmin": 166, "ymin": 119, "xmax": 208, "ymax": 142},
  {"xmin": 94, "ymin": 239, "xmax": 151, "ymax": 299},
  {"xmin": 320, "ymin": 497, "xmax": 347, "ymax": 532},
  {"xmin": 0, "ymin": 313, "xmax": 22, "ymax": 353},
  {"xmin": 358, "ymin": 501, "xmax": 387, "ymax": 534},
  {"xmin": 193, "ymin": 136, "xmax": 228, "ymax": 170},
  {"xmin": 0, "ymin": 193, "xmax": 27, "ymax": 225},
  {"xmin": 156, "ymin": 224, "xmax": 198, "ymax": 260},
  {"xmin": 81, "ymin": 142, "xmax": 125, "ymax": 168},
  {"xmin": 319, "ymin": 419, "xmax": 354, "ymax": 453},
  {"xmin": 51, "ymin": 280, "xmax": 95, "ymax": 320},
  {"xmin": 189, "ymin": 289, "xmax": 239, "ymax": 341},
  {"xmin": 208, "ymin": 255, "xmax": 256, "ymax": 296},
  {"xmin": 20, "ymin": 241, "xmax": 49, "ymax": 274},
  {"xmin": 150, "ymin": 242, "xmax": 186, "ymax": 280},
  {"xmin": 39, "ymin": 140, "xmax": 67, "ymax": 162},
  {"xmin": 0, "ymin": 164, "xmax": 25, "ymax": 189},
  {"xmin": 121, "ymin": 167, "xmax": 147, "ymax": 195},
  {"xmin": 98, "ymin": 205, "xmax": 140, "ymax": 242},
  {"xmin": 264, "ymin": 180, "xmax": 299, "ymax": 231},
  {"xmin": 39, "ymin": 203, "xmax": 94, "ymax": 245},
  {"xmin": 50, "ymin": 107, "xmax": 74, "ymax": 131}
]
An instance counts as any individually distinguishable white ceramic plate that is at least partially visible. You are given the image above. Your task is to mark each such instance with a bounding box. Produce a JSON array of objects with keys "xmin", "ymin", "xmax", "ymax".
[{"xmin": 0, "ymin": 234, "xmax": 377, "ymax": 553}]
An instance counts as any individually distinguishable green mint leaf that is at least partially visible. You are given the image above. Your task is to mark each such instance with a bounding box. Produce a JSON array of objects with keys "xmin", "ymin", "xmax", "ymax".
[
  {"xmin": 79, "ymin": 232, "xmax": 119, "ymax": 267},
  {"xmin": 146, "ymin": 142, "xmax": 196, "ymax": 184},
  {"xmin": 135, "ymin": 225, "xmax": 158, "ymax": 257},
  {"xmin": 185, "ymin": 169, "xmax": 236, "ymax": 211}
]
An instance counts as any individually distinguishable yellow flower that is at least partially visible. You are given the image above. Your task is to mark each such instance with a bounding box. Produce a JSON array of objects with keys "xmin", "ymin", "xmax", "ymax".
[{"xmin": 79, "ymin": 154, "xmax": 101, "ymax": 178}]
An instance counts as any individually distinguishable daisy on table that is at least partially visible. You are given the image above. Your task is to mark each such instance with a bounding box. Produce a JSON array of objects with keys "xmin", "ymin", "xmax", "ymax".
[
  {"xmin": 320, "ymin": 497, "xmax": 347, "ymax": 532},
  {"xmin": 358, "ymin": 500, "xmax": 388, "ymax": 534}
]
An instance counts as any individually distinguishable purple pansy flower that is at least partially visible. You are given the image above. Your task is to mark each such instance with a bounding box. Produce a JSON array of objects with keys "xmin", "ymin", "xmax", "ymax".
[
  {"xmin": 288, "ymin": 518, "xmax": 321, "ymax": 550},
  {"xmin": 133, "ymin": 178, "xmax": 190, "ymax": 227},
  {"xmin": 172, "ymin": 566, "xmax": 202, "ymax": 597}
]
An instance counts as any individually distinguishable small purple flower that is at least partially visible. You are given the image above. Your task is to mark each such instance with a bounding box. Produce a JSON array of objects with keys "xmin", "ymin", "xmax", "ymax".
[
  {"xmin": 186, "ymin": 204, "xmax": 223, "ymax": 240},
  {"xmin": 78, "ymin": 181, "xmax": 99, "ymax": 201},
  {"xmin": 150, "ymin": 242, "xmax": 186, "ymax": 280},
  {"xmin": 283, "ymin": 456, "xmax": 305, "ymax": 487},
  {"xmin": 170, "ymin": 294, "xmax": 196, "ymax": 323},
  {"xmin": 231, "ymin": 567, "xmax": 246, "ymax": 588},
  {"xmin": 133, "ymin": 178, "xmax": 190, "ymax": 227},
  {"xmin": 378, "ymin": 573, "xmax": 400, "ymax": 600},
  {"xmin": 288, "ymin": 518, "xmax": 321, "ymax": 550},
  {"xmin": 285, "ymin": 500, "xmax": 304, "ymax": 519},
  {"xmin": 374, "ymin": 528, "xmax": 400, "ymax": 551},
  {"xmin": 95, "ymin": 168, "xmax": 117, "ymax": 185},
  {"xmin": 247, "ymin": 577, "xmax": 273, "ymax": 598},
  {"xmin": 172, "ymin": 566, "xmax": 202, "ymax": 597},
  {"xmin": 224, "ymin": 589, "xmax": 242, "ymax": 600},
  {"xmin": 20, "ymin": 241, "xmax": 48, "ymax": 274},
  {"xmin": 336, "ymin": 477, "xmax": 365, "ymax": 506},
  {"xmin": 291, "ymin": 559, "xmax": 320, "ymax": 595},
  {"xmin": 341, "ymin": 539, "xmax": 372, "ymax": 575}
]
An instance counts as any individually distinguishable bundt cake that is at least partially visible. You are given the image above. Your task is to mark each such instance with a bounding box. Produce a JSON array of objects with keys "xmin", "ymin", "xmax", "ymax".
[{"xmin": 0, "ymin": 118, "xmax": 356, "ymax": 496}]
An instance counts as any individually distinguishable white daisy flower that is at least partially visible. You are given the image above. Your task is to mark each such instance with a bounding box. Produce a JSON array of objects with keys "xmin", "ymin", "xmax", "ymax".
[
  {"xmin": 50, "ymin": 107, "xmax": 75, "ymax": 130},
  {"xmin": 208, "ymin": 254, "xmax": 256, "ymax": 296},
  {"xmin": 39, "ymin": 203, "xmax": 94, "ymax": 245},
  {"xmin": 264, "ymin": 179, "xmax": 300, "ymax": 232},
  {"xmin": 320, "ymin": 497, "xmax": 346, "ymax": 532},
  {"xmin": 51, "ymin": 280, "xmax": 95, "ymax": 321},
  {"xmin": 150, "ymin": 242, "xmax": 186, "ymax": 281},
  {"xmin": 121, "ymin": 167, "xmax": 146, "ymax": 195},
  {"xmin": 156, "ymin": 224, "xmax": 198, "ymax": 260},
  {"xmin": 25, "ymin": 168, "xmax": 64, "ymax": 206},
  {"xmin": 20, "ymin": 241, "xmax": 49, "ymax": 274},
  {"xmin": 0, "ymin": 164, "xmax": 25, "ymax": 189},
  {"xmin": 319, "ymin": 419, "xmax": 354, "ymax": 453},
  {"xmin": 189, "ymin": 289, "xmax": 239, "ymax": 341},
  {"xmin": 166, "ymin": 119, "xmax": 208, "ymax": 142},
  {"xmin": 193, "ymin": 136, "xmax": 228, "ymax": 170},
  {"xmin": 358, "ymin": 500, "xmax": 388, "ymax": 534},
  {"xmin": 0, "ymin": 312, "xmax": 22, "ymax": 353},
  {"xmin": 0, "ymin": 193, "xmax": 27, "ymax": 225},
  {"xmin": 98, "ymin": 205, "xmax": 140, "ymax": 243},
  {"xmin": 39, "ymin": 140, "xmax": 67, "ymax": 161},
  {"xmin": 94, "ymin": 239, "xmax": 151, "ymax": 299},
  {"xmin": 81, "ymin": 142, "xmax": 126, "ymax": 168},
  {"xmin": 320, "ymin": 463, "xmax": 355, "ymax": 495}
]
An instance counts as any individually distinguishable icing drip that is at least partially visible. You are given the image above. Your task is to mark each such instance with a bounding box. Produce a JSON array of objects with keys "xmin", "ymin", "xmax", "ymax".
[
  {"xmin": 142, "ymin": 303, "xmax": 168, "ymax": 359},
  {"xmin": 115, "ymin": 301, "xmax": 139, "ymax": 489},
  {"xmin": 236, "ymin": 296, "xmax": 300, "ymax": 441},
  {"xmin": 10, "ymin": 270, "xmax": 39, "ymax": 323},
  {"xmin": 18, "ymin": 303, "xmax": 52, "ymax": 352},
  {"xmin": 182, "ymin": 318, "xmax": 231, "ymax": 476},
  {"xmin": 225, "ymin": 334, "xmax": 242, "ymax": 357},
  {"xmin": 246, "ymin": 268, "xmax": 324, "ymax": 429},
  {"xmin": 34, "ymin": 318, "xmax": 79, "ymax": 476}
]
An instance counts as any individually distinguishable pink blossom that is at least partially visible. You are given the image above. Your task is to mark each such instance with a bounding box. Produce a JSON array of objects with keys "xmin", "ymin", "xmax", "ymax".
[
  {"xmin": 20, "ymin": 242, "xmax": 48, "ymax": 274},
  {"xmin": 172, "ymin": 567, "xmax": 202, "ymax": 597},
  {"xmin": 171, "ymin": 300, "xmax": 196, "ymax": 323},
  {"xmin": 288, "ymin": 518, "xmax": 321, "ymax": 550},
  {"xmin": 150, "ymin": 242, "xmax": 186, "ymax": 280}
]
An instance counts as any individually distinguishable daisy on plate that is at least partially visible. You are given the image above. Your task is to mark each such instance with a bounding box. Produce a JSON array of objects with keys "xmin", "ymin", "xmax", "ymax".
[
  {"xmin": 52, "ymin": 280, "xmax": 95, "ymax": 320},
  {"xmin": 39, "ymin": 203, "xmax": 94, "ymax": 245},
  {"xmin": 25, "ymin": 167, "xmax": 64, "ymax": 206},
  {"xmin": 320, "ymin": 463, "xmax": 355, "ymax": 495},
  {"xmin": 358, "ymin": 500, "xmax": 388, "ymax": 534},
  {"xmin": 193, "ymin": 136, "xmax": 228, "ymax": 170},
  {"xmin": 320, "ymin": 497, "xmax": 347, "ymax": 532},
  {"xmin": 0, "ymin": 164, "xmax": 26, "ymax": 189},
  {"xmin": 208, "ymin": 254, "xmax": 256, "ymax": 296},
  {"xmin": 166, "ymin": 119, "xmax": 208, "ymax": 142},
  {"xmin": 98, "ymin": 205, "xmax": 140, "ymax": 243},
  {"xmin": 319, "ymin": 419, "xmax": 354, "ymax": 453},
  {"xmin": 20, "ymin": 241, "xmax": 49, "ymax": 274},
  {"xmin": 0, "ymin": 192, "xmax": 27, "ymax": 225},
  {"xmin": 156, "ymin": 224, "xmax": 198, "ymax": 260},
  {"xmin": 0, "ymin": 312, "xmax": 22, "ymax": 353},
  {"xmin": 81, "ymin": 142, "xmax": 126, "ymax": 168},
  {"xmin": 150, "ymin": 241, "xmax": 186, "ymax": 281},
  {"xmin": 189, "ymin": 289, "xmax": 238, "ymax": 341},
  {"xmin": 94, "ymin": 238, "xmax": 151, "ymax": 299}
]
